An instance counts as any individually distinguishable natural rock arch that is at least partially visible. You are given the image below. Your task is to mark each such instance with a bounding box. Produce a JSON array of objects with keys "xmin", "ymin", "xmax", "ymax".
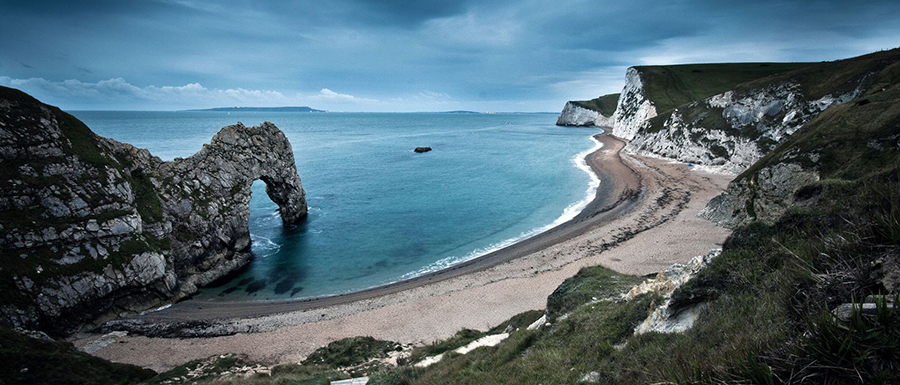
[
  {"xmin": 156, "ymin": 122, "xmax": 308, "ymax": 292},
  {"xmin": 0, "ymin": 86, "xmax": 308, "ymax": 333}
]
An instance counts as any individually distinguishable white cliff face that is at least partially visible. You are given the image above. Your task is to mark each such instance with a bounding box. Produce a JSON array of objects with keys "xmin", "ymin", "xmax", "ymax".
[
  {"xmin": 626, "ymin": 111, "xmax": 765, "ymax": 174},
  {"xmin": 556, "ymin": 102, "xmax": 615, "ymax": 128},
  {"xmin": 595, "ymin": 112, "xmax": 615, "ymax": 128},
  {"xmin": 624, "ymin": 81, "xmax": 861, "ymax": 174},
  {"xmin": 556, "ymin": 102, "xmax": 602, "ymax": 127},
  {"xmin": 611, "ymin": 68, "xmax": 657, "ymax": 140}
]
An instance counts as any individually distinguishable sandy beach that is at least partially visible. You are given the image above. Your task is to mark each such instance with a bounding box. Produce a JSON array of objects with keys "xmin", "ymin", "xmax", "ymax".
[{"xmin": 75, "ymin": 134, "xmax": 733, "ymax": 372}]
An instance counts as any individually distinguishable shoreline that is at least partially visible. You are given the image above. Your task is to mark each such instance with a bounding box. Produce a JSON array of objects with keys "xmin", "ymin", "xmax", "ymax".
[
  {"xmin": 78, "ymin": 134, "xmax": 733, "ymax": 371},
  {"xmin": 119, "ymin": 133, "xmax": 641, "ymax": 323}
]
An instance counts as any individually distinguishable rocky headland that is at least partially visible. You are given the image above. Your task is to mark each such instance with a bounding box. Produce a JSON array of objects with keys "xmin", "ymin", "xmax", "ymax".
[
  {"xmin": 560, "ymin": 49, "xmax": 900, "ymax": 228},
  {"xmin": 1, "ymin": 48, "xmax": 898, "ymax": 385},
  {"xmin": 556, "ymin": 94, "xmax": 619, "ymax": 127},
  {"xmin": 0, "ymin": 86, "xmax": 307, "ymax": 334}
]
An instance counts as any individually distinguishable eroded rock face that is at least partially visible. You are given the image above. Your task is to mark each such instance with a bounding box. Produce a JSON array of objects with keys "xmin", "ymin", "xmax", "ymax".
[
  {"xmin": 627, "ymin": 249, "xmax": 721, "ymax": 335},
  {"xmin": 626, "ymin": 82, "xmax": 860, "ymax": 173},
  {"xmin": 611, "ymin": 68, "xmax": 658, "ymax": 140},
  {"xmin": 0, "ymin": 86, "xmax": 306, "ymax": 333},
  {"xmin": 556, "ymin": 102, "xmax": 613, "ymax": 127},
  {"xmin": 700, "ymin": 162, "xmax": 820, "ymax": 227}
]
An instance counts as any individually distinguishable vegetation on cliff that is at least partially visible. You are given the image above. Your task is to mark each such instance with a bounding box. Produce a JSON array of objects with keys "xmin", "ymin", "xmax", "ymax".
[
  {"xmin": 636, "ymin": 62, "xmax": 809, "ymax": 115},
  {"xmin": 571, "ymin": 93, "xmax": 620, "ymax": 117},
  {"xmin": 0, "ymin": 327, "xmax": 155, "ymax": 385},
  {"xmin": 3, "ymin": 48, "xmax": 899, "ymax": 384},
  {"xmin": 0, "ymin": 86, "xmax": 307, "ymax": 335}
]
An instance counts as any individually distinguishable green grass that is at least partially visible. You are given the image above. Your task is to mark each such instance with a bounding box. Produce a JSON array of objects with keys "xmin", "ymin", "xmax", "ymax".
[
  {"xmin": 127, "ymin": 167, "xmax": 165, "ymax": 223},
  {"xmin": 368, "ymin": 266, "xmax": 649, "ymax": 385},
  {"xmin": 736, "ymin": 64, "xmax": 900, "ymax": 184},
  {"xmin": 0, "ymin": 327, "xmax": 156, "ymax": 385},
  {"xmin": 302, "ymin": 337, "xmax": 401, "ymax": 368},
  {"xmin": 365, "ymin": 172, "xmax": 900, "ymax": 385},
  {"xmin": 736, "ymin": 48, "xmax": 900, "ymax": 101},
  {"xmin": 636, "ymin": 62, "xmax": 811, "ymax": 114},
  {"xmin": 406, "ymin": 310, "xmax": 543, "ymax": 364},
  {"xmin": 571, "ymin": 93, "xmax": 620, "ymax": 116},
  {"xmin": 545, "ymin": 265, "xmax": 642, "ymax": 319},
  {"xmin": 372, "ymin": 296, "xmax": 657, "ymax": 385},
  {"xmin": 593, "ymin": 175, "xmax": 900, "ymax": 384}
]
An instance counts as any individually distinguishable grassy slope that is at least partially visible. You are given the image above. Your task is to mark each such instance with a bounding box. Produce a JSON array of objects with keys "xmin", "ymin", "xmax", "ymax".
[
  {"xmin": 363, "ymin": 266, "xmax": 656, "ymax": 385},
  {"xmin": 636, "ymin": 62, "xmax": 811, "ymax": 114},
  {"xmin": 644, "ymin": 49, "xmax": 900, "ymax": 138},
  {"xmin": 737, "ymin": 57, "xmax": 900, "ymax": 183},
  {"xmin": 361, "ymin": 54, "xmax": 900, "ymax": 385},
  {"xmin": 571, "ymin": 93, "xmax": 620, "ymax": 116},
  {"xmin": 0, "ymin": 327, "xmax": 156, "ymax": 385}
]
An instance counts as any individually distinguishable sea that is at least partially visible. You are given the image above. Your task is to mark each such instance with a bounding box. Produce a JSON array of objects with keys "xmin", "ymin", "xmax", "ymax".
[{"xmin": 71, "ymin": 111, "xmax": 601, "ymax": 301}]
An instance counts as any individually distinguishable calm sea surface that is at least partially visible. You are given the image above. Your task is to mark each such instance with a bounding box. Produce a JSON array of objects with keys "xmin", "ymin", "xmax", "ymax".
[{"xmin": 71, "ymin": 111, "xmax": 600, "ymax": 301}]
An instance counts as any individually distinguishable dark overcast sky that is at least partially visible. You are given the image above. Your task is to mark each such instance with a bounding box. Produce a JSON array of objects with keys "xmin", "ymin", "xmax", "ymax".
[{"xmin": 1, "ymin": 0, "xmax": 897, "ymax": 111}]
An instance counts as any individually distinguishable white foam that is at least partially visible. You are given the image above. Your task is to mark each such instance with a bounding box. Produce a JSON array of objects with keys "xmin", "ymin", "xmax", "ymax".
[
  {"xmin": 250, "ymin": 234, "xmax": 282, "ymax": 258},
  {"xmin": 139, "ymin": 303, "xmax": 172, "ymax": 315},
  {"xmin": 399, "ymin": 134, "xmax": 604, "ymax": 280}
]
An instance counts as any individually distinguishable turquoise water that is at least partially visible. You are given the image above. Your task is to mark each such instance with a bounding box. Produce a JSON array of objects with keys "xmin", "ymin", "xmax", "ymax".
[{"xmin": 71, "ymin": 111, "xmax": 600, "ymax": 301}]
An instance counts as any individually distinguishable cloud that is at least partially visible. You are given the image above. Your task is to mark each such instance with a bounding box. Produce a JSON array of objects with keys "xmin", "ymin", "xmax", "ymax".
[
  {"xmin": 313, "ymin": 88, "xmax": 357, "ymax": 101},
  {"xmin": 416, "ymin": 91, "xmax": 451, "ymax": 100},
  {"xmin": 2, "ymin": 0, "xmax": 898, "ymax": 112},
  {"xmin": 0, "ymin": 76, "xmax": 297, "ymax": 110},
  {"xmin": 0, "ymin": 76, "xmax": 404, "ymax": 111}
]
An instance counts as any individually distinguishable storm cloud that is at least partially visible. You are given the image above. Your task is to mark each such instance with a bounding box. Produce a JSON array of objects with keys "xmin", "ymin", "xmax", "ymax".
[{"xmin": 1, "ymin": 0, "xmax": 897, "ymax": 111}]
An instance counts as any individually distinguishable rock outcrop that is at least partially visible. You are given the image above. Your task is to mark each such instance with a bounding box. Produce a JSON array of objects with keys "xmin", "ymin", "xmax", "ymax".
[
  {"xmin": 0, "ymin": 86, "xmax": 307, "ymax": 333},
  {"xmin": 626, "ymin": 249, "xmax": 720, "ymax": 335},
  {"xmin": 610, "ymin": 68, "xmax": 658, "ymax": 140},
  {"xmin": 701, "ymin": 52, "xmax": 900, "ymax": 227},
  {"xmin": 557, "ymin": 49, "xmax": 899, "ymax": 227},
  {"xmin": 556, "ymin": 94, "xmax": 618, "ymax": 128},
  {"xmin": 623, "ymin": 79, "xmax": 862, "ymax": 173},
  {"xmin": 556, "ymin": 102, "xmax": 609, "ymax": 127},
  {"xmin": 555, "ymin": 50, "xmax": 900, "ymax": 176},
  {"xmin": 699, "ymin": 162, "xmax": 820, "ymax": 227}
]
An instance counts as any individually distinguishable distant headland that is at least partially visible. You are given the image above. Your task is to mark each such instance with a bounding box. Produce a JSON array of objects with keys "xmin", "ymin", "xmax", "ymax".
[{"xmin": 187, "ymin": 106, "xmax": 326, "ymax": 112}]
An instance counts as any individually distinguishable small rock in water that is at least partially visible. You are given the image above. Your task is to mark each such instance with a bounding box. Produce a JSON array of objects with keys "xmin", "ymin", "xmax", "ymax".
[{"xmin": 413, "ymin": 146, "xmax": 432, "ymax": 153}]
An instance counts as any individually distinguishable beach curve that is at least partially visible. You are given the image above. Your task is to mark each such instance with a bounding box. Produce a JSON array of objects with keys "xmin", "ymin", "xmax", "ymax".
[{"xmin": 77, "ymin": 133, "xmax": 733, "ymax": 371}]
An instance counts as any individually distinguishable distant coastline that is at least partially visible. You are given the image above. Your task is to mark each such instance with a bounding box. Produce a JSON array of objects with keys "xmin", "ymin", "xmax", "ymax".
[
  {"xmin": 182, "ymin": 108, "xmax": 558, "ymax": 114},
  {"xmin": 187, "ymin": 106, "xmax": 326, "ymax": 112}
]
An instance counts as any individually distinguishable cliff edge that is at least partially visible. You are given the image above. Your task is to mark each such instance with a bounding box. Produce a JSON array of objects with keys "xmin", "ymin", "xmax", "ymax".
[
  {"xmin": 558, "ymin": 49, "xmax": 899, "ymax": 228},
  {"xmin": 0, "ymin": 86, "xmax": 307, "ymax": 334},
  {"xmin": 556, "ymin": 94, "xmax": 618, "ymax": 127},
  {"xmin": 609, "ymin": 50, "xmax": 900, "ymax": 173}
]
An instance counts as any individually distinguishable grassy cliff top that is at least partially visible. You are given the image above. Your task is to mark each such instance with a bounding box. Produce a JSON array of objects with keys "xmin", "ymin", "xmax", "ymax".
[
  {"xmin": 636, "ymin": 48, "xmax": 900, "ymax": 115},
  {"xmin": 737, "ymin": 58, "xmax": 900, "ymax": 183},
  {"xmin": 635, "ymin": 62, "xmax": 811, "ymax": 113},
  {"xmin": 571, "ymin": 93, "xmax": 620, "ymax": 116}
]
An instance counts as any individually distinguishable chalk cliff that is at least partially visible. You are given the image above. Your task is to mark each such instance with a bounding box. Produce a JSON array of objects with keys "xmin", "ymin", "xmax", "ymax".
[
  {"xmin": 610, "ymin": 68, "xmax": 658, "ymax": 140},
  {"xmin": 607, "ymin": 51, "xmax": 899, "ymax": 173},
  {"xmin": 556, "ymin": 94, "xmax": 618, "ymax": 128},
  {"xmin": 556, "ymin": 102, "xmax": 605, "ymax": 127},
  {"xmin": 0, "ymin": 86, "xmax": 307, "ymax": 333},
  {"xmin": 560, "ymin": 49, "xmax": 900, "ymax": 227}
]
